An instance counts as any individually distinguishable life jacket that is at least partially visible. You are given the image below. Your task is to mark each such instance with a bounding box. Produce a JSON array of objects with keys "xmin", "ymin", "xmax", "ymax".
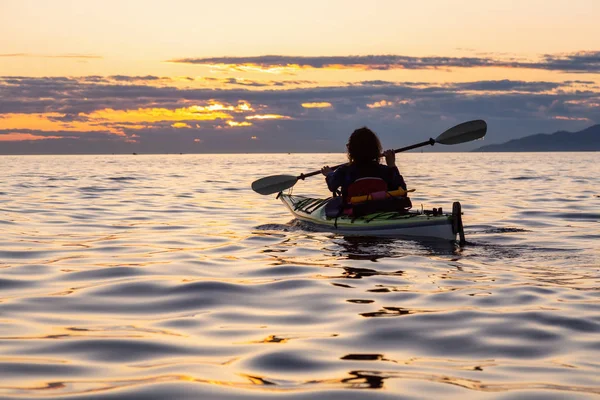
[
  {"xmin": 347, "ymin": 177, "xmax": 388, "ymax": 198},
  {"xmin": 325, "ymin": 177, "xmax": 413, "ymax": 218}
]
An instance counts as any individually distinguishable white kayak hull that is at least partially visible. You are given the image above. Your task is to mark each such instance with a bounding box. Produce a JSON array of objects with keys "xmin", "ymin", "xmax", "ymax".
[{"xmin": 279, "ymin": 193, "xmax": 461, "ymax": 241}]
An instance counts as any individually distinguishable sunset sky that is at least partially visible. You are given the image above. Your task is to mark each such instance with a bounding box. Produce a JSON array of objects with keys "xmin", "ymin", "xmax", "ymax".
[{"xmin": 1, "ymin": 0, "xmax": 599, "ymax": 154}]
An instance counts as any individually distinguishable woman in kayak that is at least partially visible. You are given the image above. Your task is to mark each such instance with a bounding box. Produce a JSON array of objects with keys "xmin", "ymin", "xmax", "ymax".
[{"xmin": 321, "ymin": 127, "xmax": 407, "ymax": 199}]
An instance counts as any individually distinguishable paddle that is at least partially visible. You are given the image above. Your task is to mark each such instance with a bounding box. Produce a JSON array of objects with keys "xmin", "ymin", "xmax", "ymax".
[{"xmin": 251, "ymin": 119, "xmax": 487, "ymax": 195}]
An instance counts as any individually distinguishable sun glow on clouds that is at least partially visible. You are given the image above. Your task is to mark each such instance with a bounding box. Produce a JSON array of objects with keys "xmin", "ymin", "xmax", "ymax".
[
  {"xmin": 227, "ymin": 121, "xmax": 252, "ymax": 127},
  {"xmin": 186, "ymin": 101, "xmax": 253, "ymax": 112},
  {"xmin": 1, "ymin": 101, "xmax": 265, "ymax": 141},
  {"xmin": 0, "ymin": 112, "xmax": 127, "ymax": 135},
  {"xmin": 0, "ymin": 133, "xmax": 65, "ymax": 141},
  {"xmin": 88, "ymin": 106, "xmax": 233, "ymax": 123},
  {"xmin": 173, "ymin": 61, "xmax": 381, "ymax": 74},
  {"xmin": 172, "ymin": 122, "xmax": 192, "ymax": 128},
  {"xmin": 245, "ymin": 114, "xmax": 290, "ymax": 120},
  {"xmin": 564, "ymin": 99, "xmax": 600, "ymax": 108},
  {"xmin": 367, "ymin": 100, "xmax": 395, "ymax": 108},
  {"xmin": 302, "ymin": 102, "xmax": 332, "ymax": 108},
  {"xmin": 553, "ymin": 116, "xmax": 590, "ymax": 121},
  {"xmin": 197, "ymin": 63, "xmax": 302, "ymax": 74}
]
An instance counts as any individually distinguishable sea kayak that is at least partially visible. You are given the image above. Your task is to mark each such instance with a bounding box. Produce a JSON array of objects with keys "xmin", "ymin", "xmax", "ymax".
[{"xmin": 278, "ymin": 193, "xmax": 464, "ymax": 242}]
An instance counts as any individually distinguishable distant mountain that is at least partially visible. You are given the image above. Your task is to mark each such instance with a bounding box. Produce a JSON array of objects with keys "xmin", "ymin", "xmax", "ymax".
[{"xmin": 473, "ymin": 124, "xmax": 600, "ymax": 152}]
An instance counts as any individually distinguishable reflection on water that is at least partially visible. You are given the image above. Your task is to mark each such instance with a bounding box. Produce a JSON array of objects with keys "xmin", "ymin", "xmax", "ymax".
[
  {"xmin": 0, "ymin": 153, "xmax": 599, "ymax": 399},
  {"xmin": 332, "ymin": 235, "xmax": 461, "ymax": 259}
]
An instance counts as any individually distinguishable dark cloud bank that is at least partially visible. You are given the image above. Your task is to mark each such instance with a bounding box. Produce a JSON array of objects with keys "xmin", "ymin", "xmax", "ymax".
[
  {"xmin": 0, "ymin": 76, "xmax": 598, "ymax": 154},
  {"xmin": 171, "ymin": 51, "xmax": 600, "ymax": 73}
]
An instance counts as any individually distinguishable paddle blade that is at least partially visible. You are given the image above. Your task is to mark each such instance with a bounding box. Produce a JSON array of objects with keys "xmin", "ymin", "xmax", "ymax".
[
  {"xmin": 251, "ymin": 175, "xmax": 298, "ymax": 195},
  {"xmin": 435, "ymin": 119, "xmax": 487, "ymax": 145}
]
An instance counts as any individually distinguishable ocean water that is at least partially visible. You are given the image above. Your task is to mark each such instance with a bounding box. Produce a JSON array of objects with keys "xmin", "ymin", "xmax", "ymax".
[{"xmin": 0, "ymin": 152, "xmax": 599, "ymax": 399}]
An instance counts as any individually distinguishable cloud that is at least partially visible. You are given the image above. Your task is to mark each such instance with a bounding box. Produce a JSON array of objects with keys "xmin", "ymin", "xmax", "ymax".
[
  {"xmin": 172, "ymin": 122, "xmax": 192, "ymax": 128},
  {"xmin": 0, "ymin": 128, "xmax": 122, "ymax": 141},
  {"xmin": 302, "ymin": 102, "xmax": 332, "ymax": 108},
  {"xmin": 227, "ymin": 121, "xmax": 252, "ymax": 127},
  {"xmin": 3, "ymin": 76, "xmax": 582, "ymax": 118},
  {"xmin": 552, "ymin": 116, "xmax": 590, "ymax": 121},
  {"xmin": 169, "ymin": 51, "xmax": 600, "ymax": 74},
  {"xmin": 540, "ymin": 51, "xmax": 600, "ymax": 73},
  {"xmin": 169, "ymin": 54, "xmax": 500, "ymax": 71},
  {"xmin": 201, "ymin": 77, "xmax": 316, "ymax": 87},
  {"xmin": 110, "ymin": 75, "xmax": 163, "ymax": 81},
  {"xmin": 245, "ymin": 114, "xmax": 291, "ymax": 120},
  {"xmin": 0, "ymin": 132, "xmax": 64, "ymax": 141},
  {"xmin": 1, "ymin": 75, "xmax": 598, "ymax": 154},
  {"xmin": 367, "ymin": 100, "xmax": 395, "ymax": 108},
  {"xmin": 450, "ymin": 80, "xmax": 563, "ymax": 92}
]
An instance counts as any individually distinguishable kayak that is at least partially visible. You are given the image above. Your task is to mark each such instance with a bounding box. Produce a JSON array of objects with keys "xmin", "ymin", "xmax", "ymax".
[{"xmin": 278, "ymin": 193, "xmax": 464, "ymax": 242}]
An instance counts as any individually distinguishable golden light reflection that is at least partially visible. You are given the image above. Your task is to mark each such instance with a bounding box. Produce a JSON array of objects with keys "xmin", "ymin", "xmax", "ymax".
[
  {"xmin": 254, "ymin": 335, "xmax": 289, "ymax": 343},
  {"xmin": 2, "ymin": 369, "xmax": 598, "ymax": 396}
]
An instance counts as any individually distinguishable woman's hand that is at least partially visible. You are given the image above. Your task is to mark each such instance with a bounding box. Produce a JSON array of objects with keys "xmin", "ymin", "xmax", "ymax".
[
  {"xmin": 321, "ymin": 166, "xmax": 333, "ymax": 176},
  {"xmin": 382, "ymin": 149, "xmax": 396, "ymax": 167}
]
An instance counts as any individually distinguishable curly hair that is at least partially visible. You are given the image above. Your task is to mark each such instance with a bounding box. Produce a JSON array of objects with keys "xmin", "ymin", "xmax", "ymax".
[{"xmin": 346, "ymin": 127, "xmax": 382, "ymax": 165}]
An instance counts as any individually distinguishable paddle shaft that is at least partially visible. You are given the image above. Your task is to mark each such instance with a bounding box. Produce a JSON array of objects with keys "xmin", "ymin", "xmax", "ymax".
[{"xmin": 297, "ymin": 138, "xmax": 435, "ymax": 180}]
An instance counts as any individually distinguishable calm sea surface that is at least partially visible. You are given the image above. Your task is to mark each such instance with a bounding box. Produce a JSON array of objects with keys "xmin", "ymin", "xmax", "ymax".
[{"xmin": 0, "ymin": 153, "xmax": 599, "ymax": 399}]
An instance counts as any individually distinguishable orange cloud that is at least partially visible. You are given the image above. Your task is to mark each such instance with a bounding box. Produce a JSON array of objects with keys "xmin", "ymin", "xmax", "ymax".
[
  {"xmin": 192, "ymin": 63, "xmax": 303, "ymax": 74},
  {"xmin": 172, "ymin": 122, "xmax": 192, "ymax": 128},
  {"xmin": 227, "ymin": 121, "xmax": 252, "ymax": 127},
  {"xmin": 0, "ymin": 103, "xmax": 249, "ymax": 139},
  {"xmin": 553, "ymin": 116, "xmax": 590, "ymax": 121},
  {"xmin": 0, "ymin": 100, "xmax": 268, "ymax": 141},
  {"xmin": 88, "ymin": 106, "xmax": 233, "ymax": 123},
  {"xmin": 0, "ymin": 133, "xmax": 64, "ymax": 141},
  {"xmin": 367, "ymin": 100, "xmax": 395, "ymax": 108},
  {"xmin": 0, "ymin": 113, "xmax": 117, "ymax": 134},
  {"xmin": 302, "ymin": 102, "xmax": 332, "ymax": 108},
  {"xmin": 245, "ymin": 114, "xmax": 291, "ymax": 120}
]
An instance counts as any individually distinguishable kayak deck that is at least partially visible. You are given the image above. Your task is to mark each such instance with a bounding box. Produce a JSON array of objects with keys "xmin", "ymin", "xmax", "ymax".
[{"xmin": 279, "ymin": 193, "xmax": 460, "ymax": 241}]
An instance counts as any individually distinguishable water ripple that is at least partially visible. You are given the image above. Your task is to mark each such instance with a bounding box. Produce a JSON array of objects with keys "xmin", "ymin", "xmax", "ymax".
[{"xmin": 0, "ymin": 153, "xmax": 599, "ymax": 399}]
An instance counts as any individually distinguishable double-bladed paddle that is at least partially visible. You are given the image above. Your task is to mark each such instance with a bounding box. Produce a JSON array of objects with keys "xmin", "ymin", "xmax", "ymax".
[{"xmin": 251, "ymin": 119, "xmax": 487, "ymax": 195}]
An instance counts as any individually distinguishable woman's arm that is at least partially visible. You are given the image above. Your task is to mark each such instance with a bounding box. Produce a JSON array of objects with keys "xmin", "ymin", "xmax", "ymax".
[
  {"xmin": 393, "ymin": 169, "xmax": 407, "ymax": 191},
  {"xmin": 322, "ymin": 166, "xmax": 343, "ymax": 193},
  {"xmin": 381, "ymin": 150, "xmax": 406, "ymax": 190},
  {"xmin": 382, "ymin": 149, "xmax": 396, "ymax": 167}
]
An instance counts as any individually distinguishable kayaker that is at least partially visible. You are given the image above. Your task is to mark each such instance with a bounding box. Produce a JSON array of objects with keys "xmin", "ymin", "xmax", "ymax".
[{"xmin": 320, "ymin": 127, "xmax": 407, "ymax": 199}]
